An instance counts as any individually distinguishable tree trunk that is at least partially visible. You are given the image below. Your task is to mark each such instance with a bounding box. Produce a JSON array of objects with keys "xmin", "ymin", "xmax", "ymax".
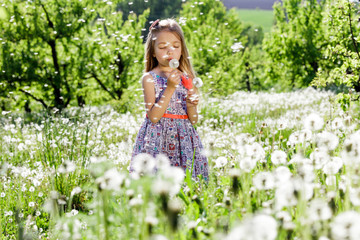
[
  {"xmin": 77, "ymin": 95, "xmax": 85, "ymax": 107},
  {"xmin": 49, "ymin": 39, "xmax": 65, "ymax": 110}
]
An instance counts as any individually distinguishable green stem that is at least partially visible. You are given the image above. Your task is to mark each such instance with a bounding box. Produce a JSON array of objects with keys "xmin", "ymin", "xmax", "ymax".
[{"xmin": 102, "ymin": 191, "xmax": 109, "ymax": 240}]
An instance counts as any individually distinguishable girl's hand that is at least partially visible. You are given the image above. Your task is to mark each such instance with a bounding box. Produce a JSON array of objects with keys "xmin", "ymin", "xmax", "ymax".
[
  {"xmin": 167, "ymin": 69, "xmax": 182, "ymax": 89},
  {"xmin": 186, "ymin": 89, "xmax": 199, "ymax": 108}
]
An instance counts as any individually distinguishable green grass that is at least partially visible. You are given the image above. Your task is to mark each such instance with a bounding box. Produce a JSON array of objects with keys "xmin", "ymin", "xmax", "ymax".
[{"xmin": 236, "ymin": 9, "xmax": 274, "ymax": 32}]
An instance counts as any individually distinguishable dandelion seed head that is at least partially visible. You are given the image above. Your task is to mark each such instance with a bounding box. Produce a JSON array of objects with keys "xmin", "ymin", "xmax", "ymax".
[
  {"xmin": 253, "ymin": 172, "xmax": 275, "ymax": 190},
  {"xmin": 132, "ymin": 153, "xmax": 156, "ymax": 175},
  {"xmin": 331, "ymin": 211, "xmax": 360, "ymax": 240},
  {"xmin": 270, "ymin": 150, "xmax": 287, "ymax": 165},
  {"xmin": 304, "ymin": 113, "xmax": 324, "ymax": 131},
  {"xmin": 316, "ymin": 131, "xmax": 339, "ymax": 151},
  {"xmin": 239, "ymin": 157, "xmax": 256, "ymax": 173},
  {"xmin": 308, "ymin": 199, "xmax": 332, "ymax": 222},
  {"xmin": 214, "ymin": 156, "xmax": 227, "ymax": 168}
]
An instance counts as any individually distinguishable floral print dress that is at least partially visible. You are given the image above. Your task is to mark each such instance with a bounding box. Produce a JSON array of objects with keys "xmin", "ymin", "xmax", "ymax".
[{"xmin": 130, "ymin": 71, "xmax": 208, "ymax": 180}]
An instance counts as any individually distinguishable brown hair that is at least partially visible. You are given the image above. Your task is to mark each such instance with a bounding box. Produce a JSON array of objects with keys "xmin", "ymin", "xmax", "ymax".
[{"xmin": 144, "ymin": 18, "xmax": 196, "ymax": 78}]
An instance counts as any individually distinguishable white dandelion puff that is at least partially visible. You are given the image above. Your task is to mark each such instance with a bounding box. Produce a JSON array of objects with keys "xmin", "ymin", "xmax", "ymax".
[
  {"xmin": 316, "ymin": 131, "xmax": 339, "ymax": 151},
  {"xmin": 270, "ymin": 150, "xmax": 287, "ymax": 165},
  {"xmin": 132, "ymin": 153, "xmax": 156, "ymax": 175},
  {"xmin": 307, "ymin": 199, "xmax": 332, "ymax": 222},
  {"xmin": 169, "ymin": 59, "xmax": 179, "ymax": 69},
  {"xmin": 193, "ymin": 77, "xmax": 203, "ymax": 88},
  {"xmin": 226, "ymin": 214, "xmax": 277, "ymax": 240},
  {"xmin": 214, "ymin": 156, "xmax": 227, "ymax": 168},
  {"xmin": 304, "ymin": 113, "xmax": 324, "ymax": 131},
  {"xmin": 253, "ymin": 172, "xmax": 275, "ymax": 190},
  {"xmin": 331, "ymin": 211, "xmax": 360, "ymax": 240}
]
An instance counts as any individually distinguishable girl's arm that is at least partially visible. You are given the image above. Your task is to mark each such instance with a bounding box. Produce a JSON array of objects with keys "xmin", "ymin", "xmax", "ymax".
[
  {"xmin": 186, "ymin": 87, "xmax": 199, "ymax": 125},
  {"xmin": 143, "ymin": 70, "xmax": 181, "ymax": 124}
]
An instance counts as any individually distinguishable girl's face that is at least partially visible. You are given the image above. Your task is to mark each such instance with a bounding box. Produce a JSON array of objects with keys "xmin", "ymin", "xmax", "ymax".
[{"xmin": 153, "ymin": 31, "xmax": 182, "ymax": 68}]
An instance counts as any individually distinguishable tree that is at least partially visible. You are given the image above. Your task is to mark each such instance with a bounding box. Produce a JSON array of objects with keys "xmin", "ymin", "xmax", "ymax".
[
  {"xmin": 313, "ymin": 0, "xmax": 360, "ymax": 93},
  {"xmin": 263, "ymin": 0, "xmax": 327, "ymax": 89},
  {"xmin": 179, "ymin": 0, "xmax": 265, "ymax": 96},
  {"xmin": 0, "ymin": 0, "xmax": 148, "ymax": 111},
  {"xmin": 117, "ymin": 0, "xmax": 182, "ymax": 40}
]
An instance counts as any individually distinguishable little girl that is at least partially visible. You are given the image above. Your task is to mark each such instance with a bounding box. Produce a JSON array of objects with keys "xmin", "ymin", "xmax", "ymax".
[{"xmin": 130, "ymin": 18, "xmax": 208, "ymax": 180}]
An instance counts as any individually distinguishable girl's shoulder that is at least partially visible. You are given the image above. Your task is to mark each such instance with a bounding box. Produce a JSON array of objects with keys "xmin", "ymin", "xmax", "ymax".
[{"xmin": 142, "ymin": 71, "xmax": 157, "ymax": 80}]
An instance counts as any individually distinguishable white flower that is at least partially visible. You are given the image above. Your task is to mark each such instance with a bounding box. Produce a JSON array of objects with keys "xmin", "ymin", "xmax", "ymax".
[
  {"xmin": 152, "ymin": 179, "xmax": 173, "ymax": 196},
  {"xmin": 277, "ymin": 120, "xmax": 287, "ymax": 130},
  {"xmin": 332, "ymin": 117, "xmax": 344, "ymax": 130},
  {"xmin": 288, "ymin": 154, "xmax": 311, "ymax": 165},
  {"xmin": 239, "ymin": 156, "xmax": 256, "ymax": 172},
  {"xmin": 274, "ymin": 166, "xmax": 292, "ymax": 184},
  {"xmin": 29, "ymin": 202, "xmax": 35, "ymax": 207},
  {"xmin": 350, "ymin": 188, "xmax": 360, "ymax": 206},
  {"xmin": 323, "ymin": 157, "xmax": 343, "ymax": 174},
  {"xmin": 245, "ymin": 142, "xmax": 265, "ymax": 162},
  {"xmin": 253, "ymin": 172, "xmax": 275, "ymax": 190},
  {"xmin": 66, "ymin": 209, "xmax": 79, "ymax": 217},
  {"xmin": 275, "ymin": 178, "xmax": 313, "ymax": 210},
  {"xmin": 275, "ymin": 211, "xmax": 294, "ymax": 230},
  {"xmin": 145, "ymin": 216, "xmax": 159, "ymax": 226},
  {"xmin": 5, "ymin": 211, "xmax": 13, "ymax": 217},
  {"xmin": 58, "ymin": 160, "xmax": 76, "ymax": 174},
  {"xmin": 297, "ymin": 163, "xmax": 315, "ymax": 182},
  {"xmin": 156, "ymin": 154, "xmax": 170, "ymax": 170},
  {"xmin": 307, "ymin": 199, "xmax": 332, "ymax": 222},
  {"xmin": 316, "ymin": 131, "xmax": 339, "ymax": 151},
  {"xmin": 169, "ymin": 59, "xmax": 179, "ymax": 69},
  {"xmin": 150, "ymin": 234, "xmax": 168, "ymax": 240},
  {"xmin": 341, "ymin": 131, "xmax": 360, "ymax": 166},
  {"xmin": 310, "ymin": 149, "xmax": 330, "ymax": 169},
  {"xmin": 71, "ymin": 187, "xmax": 82, "ymax": 196},
  {"xmin": 226, "ymin": 214, "xmax": 277, "ymax": 240},
  {"xmin": 270, "ymin": 150, "xmax": 287, "ymax": 165},
  {"xmin": 159, "ymin": 166, "xmax": 185, "ymax": 185},
  {"xmin": 193, "ymin": 77, "xmax": 203, "ymax": 88},
  {"xmin": 132, "ymin": 153, "xmax": 156, "ymax": 175},
  {"xmin": 304, "ymin": 113, "xmax": 324, "ymax": 131},
  {"xmin": 214, "ymin": 156, "xmax": 228, "ymax": 168},
  {"xmin": 95, "ymin": 168, "xmax": 126, "ymax": 191},
  {"xmin": 0, "ymin": 192, "xmax": 5, "ymax": 197},
  {"xmin": 325, "ymin": 175, "xmax": 337, "ymax": 186},
  {"xmin": 331, "ymin": 211, "xmax": 360, "ymax": 240},
  {"xmin": 288, "ymin": 131, "xmax": 303, "ymax": 146},
  {"xmin": 129, "ymin": 197, "xmax": 143, "ymax": 207}
]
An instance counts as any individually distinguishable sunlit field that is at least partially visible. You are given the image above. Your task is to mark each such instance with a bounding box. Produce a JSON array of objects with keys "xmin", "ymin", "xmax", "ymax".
[
  {"xmin": 1, "ymin": 88, "xmax": 360, "ymax": 239},
  {"xmin": 236, "ymin": 9, "xmax": 274, "ymax": 32}
]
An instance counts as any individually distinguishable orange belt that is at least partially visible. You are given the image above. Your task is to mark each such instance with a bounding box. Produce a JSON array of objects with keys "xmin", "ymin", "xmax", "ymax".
[
  {"xmin": 163, "ymin": 113, "xmax": 188, "ymax": 119},
  {"xmin": 147, "ymin": 113, "xmax": 188, "ymax": 119}
]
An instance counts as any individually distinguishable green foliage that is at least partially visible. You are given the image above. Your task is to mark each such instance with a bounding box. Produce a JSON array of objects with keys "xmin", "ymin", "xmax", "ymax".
[
  {"xmin": 117, "ymin": 0, "xmax": 182, "ymax": 28},
  {"xmin": 0, "ymin": 0, "xmax": 148, "ymax": 112},
  {"xmin": 180, "ymin": 0, "xmax": 265, "ymax": 96},
  {"xmin": 263, "ymin": 0, "xmax": 327, "ymax": 90},
  {"xmin": 313, "ymin": 0, "xmax": 360, "ymax": 94}
]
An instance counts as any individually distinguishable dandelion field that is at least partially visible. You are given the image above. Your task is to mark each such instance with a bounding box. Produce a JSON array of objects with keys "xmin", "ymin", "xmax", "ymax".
[{"xmin": 1, "ymin": 88, "xmax": 360, "ymax": 240}]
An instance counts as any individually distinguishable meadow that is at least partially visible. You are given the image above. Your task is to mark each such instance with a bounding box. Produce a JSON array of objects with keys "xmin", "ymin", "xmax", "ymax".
[
  {"xmin": 236, "ymin": 9, "xmax": 274, "ymax": 32},
  {"xmin": 1, "ymin": 88, "xmax": 360, "ymax": 239}
]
